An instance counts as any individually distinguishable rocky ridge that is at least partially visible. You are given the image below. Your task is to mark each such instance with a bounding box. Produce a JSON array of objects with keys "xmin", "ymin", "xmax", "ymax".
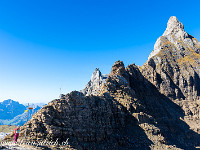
[{"xmin": 3, "ymin": 16, "xmax": 200, "ymax": 149}]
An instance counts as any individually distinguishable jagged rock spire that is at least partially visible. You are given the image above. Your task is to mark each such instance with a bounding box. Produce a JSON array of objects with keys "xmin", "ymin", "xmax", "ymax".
[
  {"xmin": 163, "ymin": 16, "xmax": 188, "ymax": 41},
  {"xmin": 148, "ymin": 16, "xmax": 191, "ymax": 59},
  {"xmin": 163, "ymin": 16, "xmax": 184, "ymax": 35},
  {"xmin": 81, "ymin": 68, "xmax": 108, "ymax": 96}
]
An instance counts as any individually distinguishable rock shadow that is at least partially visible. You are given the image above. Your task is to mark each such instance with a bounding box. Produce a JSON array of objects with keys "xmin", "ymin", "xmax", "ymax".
[{"xmin": 128, "ymin": 65, "xmax": 200, "ymax": 149}]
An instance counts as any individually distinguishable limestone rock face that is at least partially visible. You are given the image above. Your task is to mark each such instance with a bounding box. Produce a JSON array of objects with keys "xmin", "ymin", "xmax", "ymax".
[
  {"xmin": 141, "ymin": 16, "xmax": 200, "ymax": 145},
  {"xmin": 163, "ymin": 16, "xmax": 187, "ymax": 39},
  {"xmin": 81, "ymin": 68, "xmax": 108, "ymax": 96},
  {"xmin": 101, "ymin": 61, "xmax": 200, "ymax": 149},
  {"xmin": 144, "ymin": 16, "xmax": 200, "ymax": 101},
  {"xmin": 109, "ymin": 60, "xmax": 126, "ymax": 76},
  {"xmin": 148, "ymin": 16, "xmax": 197, "ymax": 59},
  {"xmin": 4, "ymin": 16, "xmax": 200, "ymax": 149},
  {"xmin": 5, "ymin": 91, "xmax": 128, "ymax": 149}
]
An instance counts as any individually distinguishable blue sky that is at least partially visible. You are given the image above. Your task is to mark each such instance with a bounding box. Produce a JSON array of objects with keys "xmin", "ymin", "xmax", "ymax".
[{"xmin": 0, "ymin": 0, "xmax": 200, "ymax": 103}]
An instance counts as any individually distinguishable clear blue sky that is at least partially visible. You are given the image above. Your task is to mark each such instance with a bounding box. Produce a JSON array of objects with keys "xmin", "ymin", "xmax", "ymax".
[{"xmin": 0, "ymin": 0, "xmax": 200, "ymax": 103}]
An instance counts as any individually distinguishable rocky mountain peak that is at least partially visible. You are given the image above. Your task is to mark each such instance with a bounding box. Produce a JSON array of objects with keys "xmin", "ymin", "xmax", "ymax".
[
  {"xmin": 163, "ymin": 16, "xmax": 184, "ymax": 36},
  {"xmin": 148, "ymin": 16, "xmax": 195, "ymax": 59},
  {"xmin": 80, "ymin": 68, "xmax": 108, "ymax": 96},
  {"xmin": 143, "ymin": 16, "xmax": 200, "ymax": 103},
  {"xmin": 109, "ymin": 60, "xmax": 125, "ymax": 76},
  {"xmin": 162, "ymin": 16, "xmax": 189, "ymax": 43},
  {"xmin": 91, "ymin": 68, "xmax": 101, "ymax": 82},
  {"xmin": 4, "ymin": 17, "xmax": 200, "ymax": 150}
]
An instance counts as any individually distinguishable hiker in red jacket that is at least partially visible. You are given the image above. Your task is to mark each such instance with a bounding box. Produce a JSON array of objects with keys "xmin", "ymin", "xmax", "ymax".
[{"xmin": 14, "ymin": 125, "xmax": 20, "ymax": 143}]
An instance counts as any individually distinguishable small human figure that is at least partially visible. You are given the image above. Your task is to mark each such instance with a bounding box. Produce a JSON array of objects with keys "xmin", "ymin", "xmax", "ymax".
[{"xmin": 14, "ymin": 125, "xmax": 20, "ymax": 143}]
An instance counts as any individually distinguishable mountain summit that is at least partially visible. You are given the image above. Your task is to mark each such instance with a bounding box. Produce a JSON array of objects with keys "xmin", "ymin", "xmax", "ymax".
[
  {"xmin": 163, "ymin": 16, "xmax": 185, "ymax": 37},
  {"xmin": 4, "ymin": 17, "xmax": 200, "ymax": 149},
  {"xmin": 144, "ymin": 16, "xmax": 200, "ymax": 101},
  {"xmin": 148, "ymin": 16, "xmax": 199, "ymax": 60}
]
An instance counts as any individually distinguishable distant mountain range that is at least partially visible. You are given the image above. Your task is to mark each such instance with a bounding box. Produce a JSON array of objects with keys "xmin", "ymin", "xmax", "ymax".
[{"xmin": 0, "ymin": 99, "xmax": 45, "ymax": 126}]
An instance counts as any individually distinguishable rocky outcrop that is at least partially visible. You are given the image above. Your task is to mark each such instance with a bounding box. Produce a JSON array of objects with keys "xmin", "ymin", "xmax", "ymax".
[
  {"xmin": 4, "ymin": 91, "xmax": 131, "ymax": 149},
  {"xmin": 81, "ymin": 68, "xmax": 108, "ymax": 96},
  {"xmin": 148, "ymin": 16, "xmax": 197, "ymax": 59},
  {"xmin": 140, "ymin": 16, "xmax": 200, "ymax": 147},
  {"xmin": 101, "ymin": 61, "xmax": 200, "ymax": 149},
  {"xmin": 109, "ymin": 60, "xmax": 126, "ymax": 76},
  {"xmin": 143, "ymin": 16, "xmax": 200, "ymax": 101},
  {"xmin": 4, "ymin": 16, "xmax": 200, "ymax": 149}
]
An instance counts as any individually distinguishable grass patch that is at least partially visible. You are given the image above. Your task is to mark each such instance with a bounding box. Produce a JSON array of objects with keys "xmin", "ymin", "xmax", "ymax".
[{"xmin": 177, "ymin": 45, "xmax": 200, "ymax": 65}]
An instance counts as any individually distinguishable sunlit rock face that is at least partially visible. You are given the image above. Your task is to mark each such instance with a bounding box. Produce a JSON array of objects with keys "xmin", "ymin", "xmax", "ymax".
[
  {"xmin": 4, "ymin": 17, "xmax": 200, "ymax": 150},
  {"xmin": 149, "ymin": 16, "xmax": 199, "ymax": 60},
  {"xmin": 145, "ymin": 16, "xmax": 200, "ymax": 101},
  {"xmin": 81, "ymin": 68, "xmax": 108, "ymax": 96},
  {"xmin": 142, "ymin": 16, "xmax": 200, "ymax": 144}
]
